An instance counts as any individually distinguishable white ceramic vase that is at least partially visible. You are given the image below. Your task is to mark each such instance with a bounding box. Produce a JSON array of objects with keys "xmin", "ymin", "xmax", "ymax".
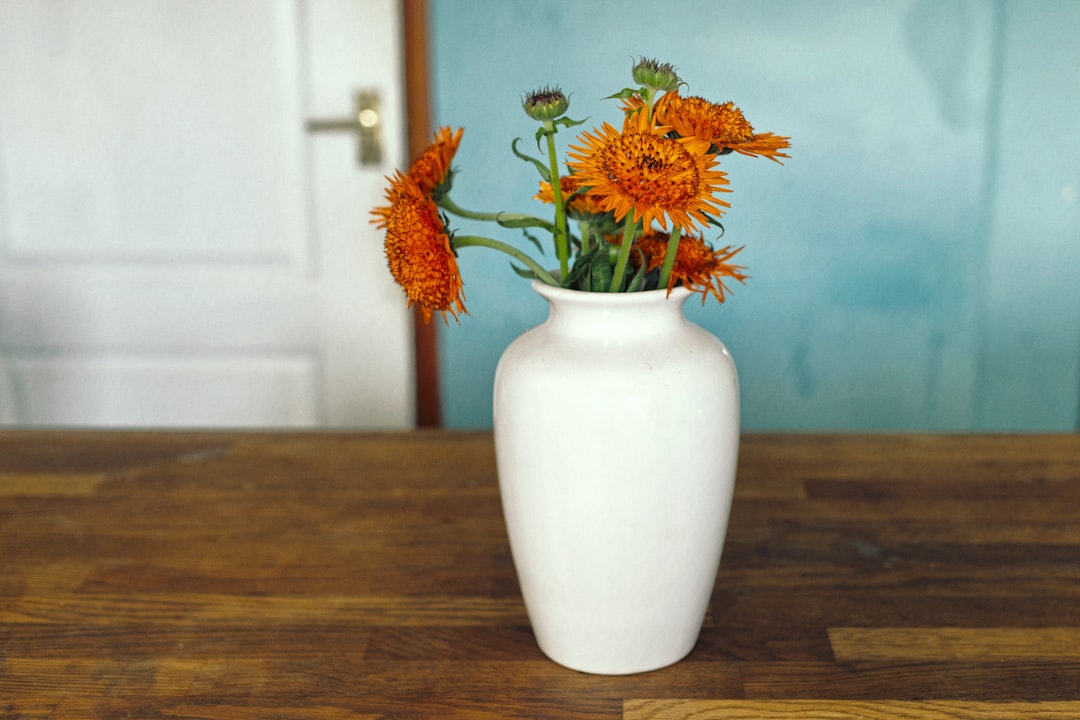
[{"xmin": 493, "ymin": 279, "xmax": 740, "ymax": 675}]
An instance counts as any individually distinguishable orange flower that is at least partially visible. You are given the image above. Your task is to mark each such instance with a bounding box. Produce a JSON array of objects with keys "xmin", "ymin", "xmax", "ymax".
[
  {"xmin": 371, "ymin": 127, "xmax": 463, "ymax": 228},
  {"xmin": 566, "ymin": 109, "xmax": 730, "ymax": 233},
  {"xmin": 382, "ymin": 174, "xmax": 467, "ymax": 324},
  {"xmin": 370, "ymin": 170, "xmax": 408, "ymax": 229},
  {"xmin": 631, "ymin": 230, "xmax": 749, "ymax": 303},
  {"xmin": 655, "ymin": 92, "xmax": 791, "ymax": 163},
  {"xmin": 407, "ymin": 126, "xmax": 463, "ymax": 196},
  {"xmin": 534, "ymin": 175, "xmax": 609, "ymax": 218},
  {"xmin": 618, "ymin": 93, "xmax": 649, "ymax": 124}
]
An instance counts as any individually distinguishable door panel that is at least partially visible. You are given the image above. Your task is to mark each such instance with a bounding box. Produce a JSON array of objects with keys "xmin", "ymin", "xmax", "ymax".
[
  {"xmin": 0, "ymin": 0, "xmax": 412, "ymax": 428},
  {"xmin": 12, "ymin": 353, "xmax": 319, "ymax": 427},
  {"xmin": 0, "ymin": 2, "xmax": 307, "ymax": 263}
]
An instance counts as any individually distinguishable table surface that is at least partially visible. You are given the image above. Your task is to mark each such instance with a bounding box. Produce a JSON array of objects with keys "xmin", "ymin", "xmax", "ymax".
[{"xmin": 1, "ymin": 430, "xmax": 1079, "ymax": 719}]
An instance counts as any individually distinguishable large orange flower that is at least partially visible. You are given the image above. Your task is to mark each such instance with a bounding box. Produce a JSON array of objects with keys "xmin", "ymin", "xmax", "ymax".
[
  {"xmin": 371, "ymin": 126, "xmax": 463, "ymax": 228},
  {"xmin": 631, "ymin": 230, "xmax": 749, "ymax": 303},
  {"xmin": 566, "ymin": 110, "xmax": 730, "ymax": 234},
  {"xmin": 382, "ymin": 174, "xmax": 467, "ymax": 324},
  {"xmin": 655, "ymin": 92, "xmax": 790, "ymax": 163}
]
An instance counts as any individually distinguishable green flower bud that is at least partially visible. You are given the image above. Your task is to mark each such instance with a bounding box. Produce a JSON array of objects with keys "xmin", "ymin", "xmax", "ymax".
[
  {"xmin": 632, "ymin": 57, "xmax": 681, "ymax": 92},
  {"xmin": 522, "ymin": 85, "xmax": 569, "ymax": 121}
]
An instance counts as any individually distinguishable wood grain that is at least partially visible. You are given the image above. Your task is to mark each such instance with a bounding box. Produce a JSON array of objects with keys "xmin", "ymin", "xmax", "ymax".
[
  {"xmin": 625, "ymin": 700, "xmax": 1080, "ymax": 719},
  {"xmin": 1, "ymin": 430, "xmax": 1079, "ymax": 718},
  {"xmin": 830, "ymin": 627, "xmax": 1080, "ymax": 662}
]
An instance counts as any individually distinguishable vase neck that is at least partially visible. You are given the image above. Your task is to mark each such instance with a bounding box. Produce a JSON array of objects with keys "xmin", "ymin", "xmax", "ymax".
[{"xmin": 532, "ymin": 281, "xmax": 692, "ymax": 338}]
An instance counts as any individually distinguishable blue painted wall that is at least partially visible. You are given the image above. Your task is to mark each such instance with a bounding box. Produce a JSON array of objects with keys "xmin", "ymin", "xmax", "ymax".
[{"xmin": 427, "ymin": 0, "xmax": 1080, "ymax": 430}]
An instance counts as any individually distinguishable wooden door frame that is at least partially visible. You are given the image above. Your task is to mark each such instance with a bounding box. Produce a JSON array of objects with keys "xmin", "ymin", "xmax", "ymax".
[{"xmin": 402, "ymin": 0, "xmax": 441, "ymax": 427}]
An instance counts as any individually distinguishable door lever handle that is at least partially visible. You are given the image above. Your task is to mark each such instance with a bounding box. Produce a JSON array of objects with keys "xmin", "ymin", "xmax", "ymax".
[{"xmin": 307, "ymin": 90, "xmax": 382, "ymax": 166}]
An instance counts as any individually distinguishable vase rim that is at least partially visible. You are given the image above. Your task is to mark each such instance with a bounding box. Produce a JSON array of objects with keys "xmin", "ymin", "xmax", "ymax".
[{"xmin": 530, "ymin": 278, "xmax": 694, "ymax": 304}]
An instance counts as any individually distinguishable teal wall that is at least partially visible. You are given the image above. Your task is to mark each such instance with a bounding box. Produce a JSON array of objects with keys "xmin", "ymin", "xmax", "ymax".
[{"xmin": 428, "ymin": 0, "xmax": 1080, "ymax": 431}]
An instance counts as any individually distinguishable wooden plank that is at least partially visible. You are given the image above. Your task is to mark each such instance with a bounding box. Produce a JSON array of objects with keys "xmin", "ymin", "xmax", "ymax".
[
  {"xmin": 710, "ymin": 586, "xmax": 1080, "ymax": 630},
  {"xmin": 0, "ymin": 472, "xmax": 106, "ymax": 496},
  {"xmin": 0, "ymin": 431, "xmax": 234, "ymax": 473},
  {"xmin": 0, "ymin": 593, "xmax": 528, "ymax": 626},
  {"xmin": 625, "ymin": 699, "xmax": 1080, "ymax": 719},
  {"xmin": 830, "ymin": 627, "xmax": 1080, "ymax": 662},
  {"xmin": 1, "ymin": 657, "xmax": 205, "ymax": 698},
  {"xmin": 738, "ymin": 660, "xmax": 1080, "ymax": 701}
]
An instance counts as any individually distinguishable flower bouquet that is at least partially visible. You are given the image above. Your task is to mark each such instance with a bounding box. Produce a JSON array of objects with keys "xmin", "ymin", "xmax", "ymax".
[{"xmin": 372, "ymin": 57, "xmax": 789, "ymax": 323}]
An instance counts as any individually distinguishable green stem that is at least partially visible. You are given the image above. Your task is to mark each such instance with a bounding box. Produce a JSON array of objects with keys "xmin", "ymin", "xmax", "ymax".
[
  {"xmin": 643, "ymin": 87, "xmax": 657, "ymax": 124},
  {"xmin": 543, "ymin": 121, "xmax": 570, "ymax": 281},
  {"xmin": 452, "ymin": 235, "xmax": 559, "ymax": 287},
  {"xmin": 437, "ymin": 195, "xmax": 503, "ymax": 222},
  {"xmin": 656, "ymin": 225, "xmax": 682, "ymax": 291},
  {"xmin": 608, "ymin": 220, "xmax": 639, "ymax": 292},
  {"xmin": 579, "ymin": 219, "xmax": 591, "ymax": 255},
  {"xmin": 438, "ymin": 195, "xmax": 547, "ymax": 228}
]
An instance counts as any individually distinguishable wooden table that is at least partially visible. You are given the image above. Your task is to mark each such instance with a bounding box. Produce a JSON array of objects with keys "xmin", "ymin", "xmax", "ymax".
[{"xmin": 2, "ymin": 431, "xmax": 1079, "ymax": 718}]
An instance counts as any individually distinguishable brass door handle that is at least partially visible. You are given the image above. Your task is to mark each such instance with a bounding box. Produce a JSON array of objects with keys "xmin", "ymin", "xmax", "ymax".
[{"xmin": 307, "ymin": 90, "xmax": 382, "ymax": 166}]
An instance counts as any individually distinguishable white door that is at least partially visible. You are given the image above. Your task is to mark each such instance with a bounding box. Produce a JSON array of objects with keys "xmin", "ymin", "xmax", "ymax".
[{"xmin": 0, "ymin": 0, "xmax": 413, "ymax": 428}]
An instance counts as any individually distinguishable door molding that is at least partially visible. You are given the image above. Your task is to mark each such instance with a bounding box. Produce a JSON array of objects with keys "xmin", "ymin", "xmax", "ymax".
[{"xmin": 402, "ymin": 0, "xmax": 441, "ymax": 427}]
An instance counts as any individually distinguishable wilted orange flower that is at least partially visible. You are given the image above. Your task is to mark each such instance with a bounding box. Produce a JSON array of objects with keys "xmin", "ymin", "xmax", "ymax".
[
  {"xmin": 534, "ymin": 175, "xmax": 608, "ymax": 218},
  {"xmin": 371, "ymin": 127, "xmax": 463, "ymax": 228},
  {"xmin": 370, "ymin": 170, "xmax": 408, "ymax": 229},
  {"xmin": 408, "ymin": 126, "xmax": 463, "ymax": 195},
  {"xmin": 655, "ymin": 92, "xmax": 791, "ymax": 163},
  {"xmin": 382, "ymin": 174, "xmax": 467, "ymax": 324},
  {"xmin": 566, "ymin": 109, "xmax": 730, "ymax": 233},
  {"xmin": 631, "ymin": 230, "xmax": 749, "ymax": 303}
]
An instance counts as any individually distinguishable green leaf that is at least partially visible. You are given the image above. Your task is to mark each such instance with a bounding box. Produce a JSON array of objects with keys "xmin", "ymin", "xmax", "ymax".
[
  {"xmin": 521, "ymin": 229, "xmax": 546, "ymax": 255},
  {"xmin": 553, "ymin": 115, "xmax": 589, "ymax": 129},
  {"xmin": 565, "ymin": 186, "xmax": 593, "ymax": 205},
  {"xmin": 534, "ymin": 126, "xmax": 555, "ymax": 151},
  {"xmin": 704, "ymin": 214, "xmax": 726, "ymax": 235},
  {"xmin": 564, "ymin": 245, "xmax": 599, "ymax": 288},
  {"xmin": 590, "ymin": 252, "xmax": 613, "ymax": 292},
  {"xmin": 509, "ymin": 263, "xmax": 538, "ymax": 280},
  {"xmin": 627, "ymin": 256, "xmax": 648, "ymax": 292},
  {"xmin": 511, "ymin": 137, "xmax": 550, "ymax": 181},
  {"xmin": 495, "ymin": 213, "xmax": 556, "ymax": 232},
  {"xmin": 604, "ymin": 87, "xmax": 645, "ymax": 101}
]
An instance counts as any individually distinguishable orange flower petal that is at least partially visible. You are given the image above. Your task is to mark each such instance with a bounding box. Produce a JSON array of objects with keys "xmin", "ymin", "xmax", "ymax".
[
  {"xmin": 534, "ymin": 175, "xmax": 609, "ymax": 218},
  {"xmin": 382, "ymin": 175, "xmax": 467, "ymax": 324},
  {"xmin": 566, "ymin": 110, "xmax": 730, "ymax": 234},
  {"xmin": 408, "ymin": 126, "xmax": 464, "ymax": 196},
  {"xmin": 656, "ymin": 92, "xmax": 791, "ymax": 163},
  {"xmin": 628, "ymin": 230, "xmax": 749, "ymax": 303}
]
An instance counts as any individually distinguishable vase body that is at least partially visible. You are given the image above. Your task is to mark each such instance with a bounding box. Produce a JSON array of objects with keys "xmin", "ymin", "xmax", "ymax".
[{"xmin": 493, "ymin": 280, "xmax": 740, "ymax": 674}]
